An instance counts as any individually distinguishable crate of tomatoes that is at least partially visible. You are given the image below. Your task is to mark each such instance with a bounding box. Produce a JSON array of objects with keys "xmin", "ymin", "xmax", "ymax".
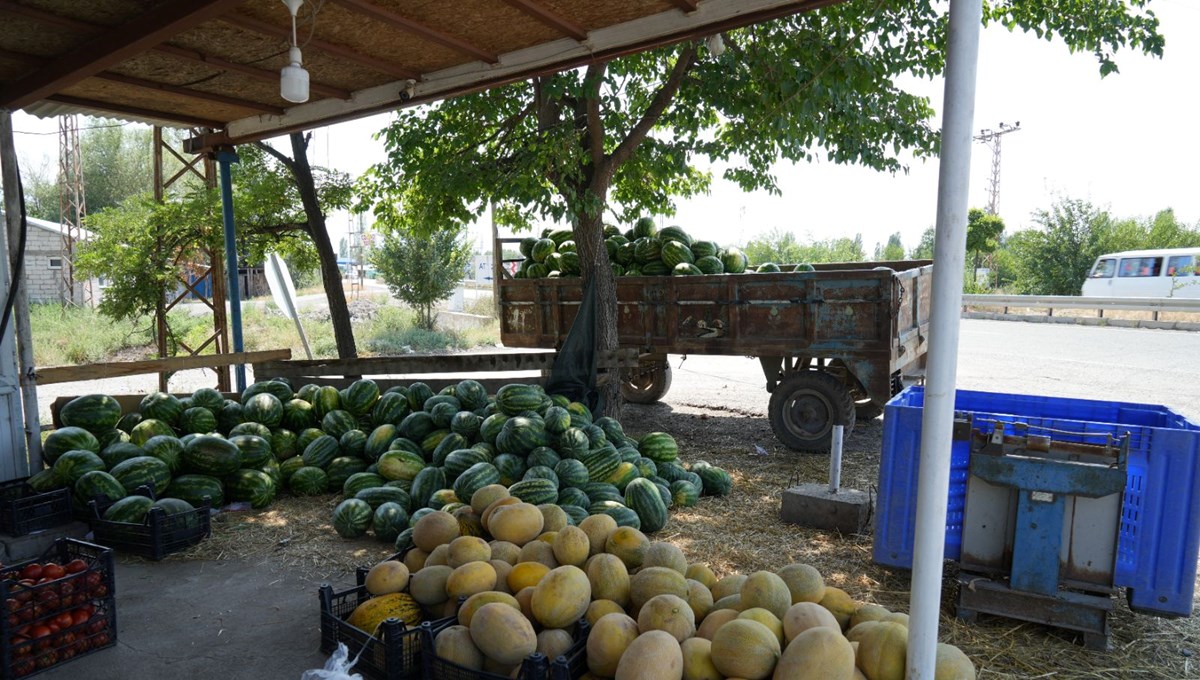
[{"xmin": 0, "ymin": 538, "xmax": 116, "ymax": 678}]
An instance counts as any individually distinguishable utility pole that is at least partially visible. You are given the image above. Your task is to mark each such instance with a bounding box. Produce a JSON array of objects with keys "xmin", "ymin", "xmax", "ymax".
[
  {"xmin": 57, "ymin": 115, "xmax": 88, "ymax": 307},
  {"xmin": 973, "ymin": 121, "xmax": 1020, "ymax": 215}
]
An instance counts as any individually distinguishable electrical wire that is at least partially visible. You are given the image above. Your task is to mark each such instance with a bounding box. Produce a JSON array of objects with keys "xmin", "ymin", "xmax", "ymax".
[{"xmin": 0, "ymin": 170, "xmax": 28, "ymax": 342}]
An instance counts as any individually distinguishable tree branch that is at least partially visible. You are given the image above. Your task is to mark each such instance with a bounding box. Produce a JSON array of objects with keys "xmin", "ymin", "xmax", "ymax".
[
  {"xmin": 255, "ymin": 140, "xmax": 297, "ymax": 172},
  {"xmin": 609, "ymin": 44, "xmax": 698, "ymax": 171},
  {"xmin": 584, "ymin": 61, "xmax": 608, "ymax": 174}
]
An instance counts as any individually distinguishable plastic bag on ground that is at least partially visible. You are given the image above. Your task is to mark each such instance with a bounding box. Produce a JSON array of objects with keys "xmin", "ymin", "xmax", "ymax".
[{"xmin": 301, "ymin": 643, "xmax": 363, "ymax": 680}]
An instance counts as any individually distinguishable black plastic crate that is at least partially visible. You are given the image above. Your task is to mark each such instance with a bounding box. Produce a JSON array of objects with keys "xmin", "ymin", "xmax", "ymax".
[
  {"xmin": 421, "ymin": 618, "xmax": 591, "ymax": 680},
  {"xmin": 0, "ymin": 479, "xmax": 72, "ymax": 537},
  {"xmin": 0, "ymin": 538, "xmax": 117, "ymax": 678},
  {"xmin": 318, "ymin": 566, "xmax": 454, "ymax": 680},
  {"xmin": 84, "ymin": 487, "xmax": 212, "ymax": 561}
]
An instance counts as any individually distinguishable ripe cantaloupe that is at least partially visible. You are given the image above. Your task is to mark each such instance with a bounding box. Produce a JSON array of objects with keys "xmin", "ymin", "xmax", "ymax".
[
  {"xmin": 458, "ymin": 591, "xmax": 521, "ymax": 628},
  {"xmin": 447, "ymin": 535, "xmax": 492, "ymax": 568},
  {"xmin": 489, "ymin": 502, "xmax": 545, "ymax": 545},
  {"xmin": 539, "ymin": 503, "xmax": 570, "ymax": 533},
  {"xmin": 881, "ymin": 612, "xmax": 908, "ymax": 628},
  {"xmin": 614, "ymin": 630, "xmax": 683, "ymax": 680},
  {"xmin": 712, "ymin": 593, "xmax": 742, "ymax": 611},
  {"xmin": 738, "ymin": 607, "xmax": 784, "ymax": 645},
  {"xmin": 740, "ymin": 571, "xmax": 792, "ymax": 619},
  {"xmin": 519, "ymin": 539, "xmax": 559, "ymax": 568},
  {"xmin": 446, "ymin": 561, "xmax": 498, "ymax": 598},
  {"xmin": 819, "ymin": 587, "xmax": 857, "ymax": 631},
  {"xmin": 849, "ymin": 604, "xmax": 890, "ymax": 630},
  {"xmin": 783, "ymin": 602, "xmax": 842, "ymax": 644},
  {"xmin": 774, "ymin": 626, "xmax": 856, "ymax": 680},
  {"xmin": 489, "ymin": 559, "xmax": 513, "ymax": 593},
  {"xmin": 537, "ymin": 628, "xmax": 575, "ymax": 660},
  {"xmin": 630, "ymin": 566, "xmax": 689, "ymax": 613},
  {"xmin": 587, "ymin": 553, "xmax": 631, "ymax": 608},
  {"xmin": 471, "ymin": 484, "xmax": 510, "ymax": 515},
  {"xmin": 681, "ymin": 637, "xmax": 722, "ymax": 680},
  {"xmin": 712, "ymin": 574, "xmax": 747, "ymax": 601},
  {"xmin": 481, "ymin": 496, "xmax": 521, "ymax": 532},
  {"xmin": 587, "ymin": 613, "xmax": 640, "ymax": 677},
  {"xmin": 403, "ymin": 548, "xmax": 429, "ymax": 573},
  {"xmin": 434, "ymin": 624, "xmax": 483, "ymax": 670},
  {"xmin": 710, "ymin": 618, "xmax": 781, "ymax": 680},
  {"xmin": 489, "ymin": 540, "xmax": 521, "ymax": 564},
  {"xmin": 425, "ymin": 544, "xmax": 450, "ymax": 567},
  {"xmin": 579, "ymin": 514, "xmax": 619, "ymax": 556},
  {"xmin": 606, "ymin": 526, "xmax": 650, "ymax": 569},
  {"xmin": 695, "ymin": 608, "xmax": 739, "ymax": 640},
  {"xmin": 845, "ymin": 621, "xmax": 882, "ymax": 645},
  {"xmin": 643, "ymin": 542, "xmax": 688, "ymax": 574},
  {"xmin": 777, "ymin": 563, "xmax": 825, "ymax": 604},
  {"xmin": 685, "ymin": 563, "xmax": 718, "ymax": 590},
  {"xmin": 508, "ymin": 561, "xmax": 551, "ymax": 592},
  {"xmin": 935, "ymin": 643, "xmax": 976, "ymax": 680},
  {"xmin": 470, "ymin": 602, "xmax": 537, "ymax": 666},
  {"xmin": 553, "ymin": 525, "xmax": 591, "ymax": 567},
  {"xmin": 855, "ymin": 621, "xmax": 907, "ymax": 680},
  {"xmin": 532, "ymin": 565, "xmax": 592, "ymax": 629},
  {"xmin": 413, "ymin": 511, "xmax": 460, "ymax": 552},
  {"xmin": 409, "ymin": 565, "xmax": 453, "ymax": 606},
  {"xmin": 685, "ymin": 579, "xmax": 714, "ymax": 622},
  {"xmin": 346, "ymin": 592, "xmax": 422, "ymax": 633},
  {"xmin": 365, "ymin": 560, "xmax": 409, "ymax": 595},
  {"xmin": 587, "ymin": 599, "xmax": 626, "ymax": 626},
  {"xmin": 539, "ymin": 531, "xmax": 559, "ymax": 545},
  {"xmin": 515, "ymin": 586, "xmax": 536, "ymax": 620},
  {"xmin": 638, "ymin": 594, "xmax": 696, "ymax": 642}
]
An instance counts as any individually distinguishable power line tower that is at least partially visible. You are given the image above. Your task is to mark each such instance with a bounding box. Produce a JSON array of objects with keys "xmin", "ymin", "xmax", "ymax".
[
  {"xmin": 973, "ymin": 121, "xmax": 1021, "ymax": 215},
  {"xmin": 347, "ymin": 213, "xmax": 367, "ymax": 298},
  {"xmin": 57, "ymin": 115, "xmax": 89, "ymax": 307}
]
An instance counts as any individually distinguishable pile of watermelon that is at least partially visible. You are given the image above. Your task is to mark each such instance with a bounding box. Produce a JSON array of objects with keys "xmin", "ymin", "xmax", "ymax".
[
  {"xmin": 512, "ymin": 218, "xmax": 813, "ymax": 279},
  {"xmin": 327, "ymin": 381, "xmax": 733, "ymax": 546}
]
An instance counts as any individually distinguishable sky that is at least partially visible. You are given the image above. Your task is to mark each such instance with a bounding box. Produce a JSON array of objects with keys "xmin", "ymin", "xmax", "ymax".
[{"xmin": 9, "ymin": 0, "xmax": 1199, "ymax": 257}]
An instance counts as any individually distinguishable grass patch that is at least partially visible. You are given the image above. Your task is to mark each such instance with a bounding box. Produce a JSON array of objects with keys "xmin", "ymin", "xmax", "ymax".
[{"xmin": 30, "ymin": 304, "xmax": 155, "ymax": 366}]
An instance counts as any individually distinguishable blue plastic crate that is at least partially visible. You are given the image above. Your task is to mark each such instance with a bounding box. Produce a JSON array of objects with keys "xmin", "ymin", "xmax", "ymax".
[{"xmin": 874, "ymin": 386, "xmax": 1200, "ymax": 617}]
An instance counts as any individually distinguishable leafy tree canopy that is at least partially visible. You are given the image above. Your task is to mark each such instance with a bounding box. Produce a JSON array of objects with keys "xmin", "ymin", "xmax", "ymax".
[
  {"xmin": 744, "ymin": 228, "xmax": 866, "ymax": 265},
  {"xmin": 370, "ymin": 218, "xmax": 472, "ymax": 330}
]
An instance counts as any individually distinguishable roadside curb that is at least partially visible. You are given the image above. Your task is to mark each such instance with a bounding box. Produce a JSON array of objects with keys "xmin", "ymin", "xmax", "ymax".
[{"xmin": 962, "ymin": 311, "xmax": 1200, "ymax": 332}]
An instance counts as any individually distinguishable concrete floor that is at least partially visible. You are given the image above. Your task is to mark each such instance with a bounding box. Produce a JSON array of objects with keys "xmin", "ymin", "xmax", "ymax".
[{"xmin": 40, "ymin": 558, "xmax": 332, "ymax": 679}]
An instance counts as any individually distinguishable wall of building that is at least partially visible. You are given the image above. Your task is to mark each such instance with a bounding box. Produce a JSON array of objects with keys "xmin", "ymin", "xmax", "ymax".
[{"xmin": 22, "ymin": 226, "xmax": 98, "ymax": 305}]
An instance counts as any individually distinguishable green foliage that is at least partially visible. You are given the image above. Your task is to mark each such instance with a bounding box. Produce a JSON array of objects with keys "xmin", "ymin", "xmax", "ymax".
[
  {"xmin": 743, "ymin": 228, "xmax": 866, "ymax": 266},
  {"xmin": 370, "ymin": 224, "xmax": 473, "ymax": 330},
  {"xmin": 29, "ymin": 303, "xmax": 154, "ymax": 366},
  {"xmin": 1007, "ymin": 198, "xmax": 1114, "ymax": 295},
  {"xmin": 874, "ymin": 232, "xmax": 906, "ymax": 261},
  {"xmin": 910, "ymin": 227, "xmax": 936, "ymax": 260},
  {"xmin": 966, "ymin": 208, "xmax": 1005, "ymax": 269}
]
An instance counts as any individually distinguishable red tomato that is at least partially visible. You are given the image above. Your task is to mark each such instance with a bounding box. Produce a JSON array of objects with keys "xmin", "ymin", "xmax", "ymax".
[
  {"xmin": 70, "ymin": 609, "xmax": 89, "ymax": 626},
  {"xmin": 40, "ymin": 564, "xmax": 64, "ymax": 581},
  {"xmin": 18, "ymin": 565, "xmax": 41, "ymax": 581},
  {"xmin": 63, "ymin": 560, "xmax": 87, "ymax": 575},
  {"xmin": 46, "ymin": 623, "xmax": 59, "ymax": 634},
  {"xmin": 53, "ymin": 612, "xmax": 73, "ymax": 629},
  {"xmin": 28, "ymin": 625, "xmax": 49, "ymax": 639}
]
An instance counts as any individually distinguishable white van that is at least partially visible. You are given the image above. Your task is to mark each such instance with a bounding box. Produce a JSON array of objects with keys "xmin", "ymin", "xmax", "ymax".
[{"xmin": 1082, "ymin": 247, "xmax": 1200, "ymax": 299}]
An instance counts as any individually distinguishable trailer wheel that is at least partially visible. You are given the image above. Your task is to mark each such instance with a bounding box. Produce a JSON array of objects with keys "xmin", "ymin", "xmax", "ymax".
[
  {"xmin": 768, "ymin": 371, "xmax": 855, "ymax": 453},
  {"xmin": 852, "ymin": 373, "xmax": 904, "ymax": 422},
  {"xmin": 621, "ymin": 358, "xmax": 672, "ymax": 404}
]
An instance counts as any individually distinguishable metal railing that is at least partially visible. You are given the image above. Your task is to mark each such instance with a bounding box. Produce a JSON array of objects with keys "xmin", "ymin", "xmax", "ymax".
[{"xmin": 962, "ymin": 294, "xmax": 1200, "ymax": 321}]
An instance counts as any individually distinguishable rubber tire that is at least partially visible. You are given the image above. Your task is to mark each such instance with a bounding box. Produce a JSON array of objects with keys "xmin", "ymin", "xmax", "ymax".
[
  {"xmin": 621, "ymin": 359, "xmax": 672, "ymax": 404},
  {"xmin": 854, "ymin": 373, "xmax": 905, "ymax": 422},
  {"xmin": 768, "ymin": 371, "xmax": 855, "ymax": 453}
]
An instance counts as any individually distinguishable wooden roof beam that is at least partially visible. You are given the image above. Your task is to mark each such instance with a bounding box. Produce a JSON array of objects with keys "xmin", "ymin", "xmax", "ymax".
[
  {"xmin": 0, "ymin": 47, "xmax": 43, "ymax": 66},
  {"xmin": 0, "ymin": 0, "xmax": 250, "ymax": 110},
  {"xmin": 500, "ymin": 0, "xmax": 588, "ymax": 41},
  {"xmin": 0, "ymin": 1, "xmax": 94, "ymax": 32},
  {"xmin": 92, "ymin": 73, "xmax": 285, "ymax": 115},
  {"xmin": 153, "ymin": 44, "xmax": 351, "ymax": 100},
  {"xmin": 669, "ymin": 0, "xmax": 700, "ymax": 11},
  {"xmin": 47, "ymin": 95, "xmax": 223, "ymax": 129},
  {"xmin": 328, "ymin": 0, "xmax": 498, "ymax": 63},
  {"xmin": 219, "ymin": 12, "xmax": 420, "ymax": 80}
]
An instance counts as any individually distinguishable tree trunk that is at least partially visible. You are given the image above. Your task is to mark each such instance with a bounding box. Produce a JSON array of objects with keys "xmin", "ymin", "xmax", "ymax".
[
  {"xmin": 573, "ymin": 194, "xmax": 621, "ymax": 420},
  {"xmin": 289, "ymin": 133, "xmax": 357, "ymax": 358}
]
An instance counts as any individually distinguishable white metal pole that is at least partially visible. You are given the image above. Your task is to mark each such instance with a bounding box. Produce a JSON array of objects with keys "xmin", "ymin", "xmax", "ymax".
[
  {"xmin": 828, "ymin": 424, "xmax": 844, "ymax": 494},
  {"xmin": 907, "ymin": 0, "xmax": 983, "ymax": 677}
]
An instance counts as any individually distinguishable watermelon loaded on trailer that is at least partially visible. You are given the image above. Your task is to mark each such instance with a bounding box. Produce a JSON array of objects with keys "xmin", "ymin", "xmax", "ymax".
[{"xmin": 497, "ymin": 233, "xmax": 931, "ymax": 452}]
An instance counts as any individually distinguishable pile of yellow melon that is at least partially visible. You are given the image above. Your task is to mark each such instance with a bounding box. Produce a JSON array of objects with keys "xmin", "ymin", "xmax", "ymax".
[{"xmin": 359, "ymin": 484, "xmax": 978, "ymax": 679}]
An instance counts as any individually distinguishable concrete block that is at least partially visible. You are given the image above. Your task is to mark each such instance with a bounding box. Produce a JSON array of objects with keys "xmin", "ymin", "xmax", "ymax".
[
  {"xmin": 0, "ymin": 522, "xmax": 91, "ymax": 563},
  {"xmin": 780, "ymin": 484, "xmax": 871, "ymax": 535}
]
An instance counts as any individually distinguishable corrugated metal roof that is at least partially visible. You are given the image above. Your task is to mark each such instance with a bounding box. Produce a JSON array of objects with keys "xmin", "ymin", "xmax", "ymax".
[{"xmin": 0, "ymin": 212, "xmax": 94, "ymax": 240}]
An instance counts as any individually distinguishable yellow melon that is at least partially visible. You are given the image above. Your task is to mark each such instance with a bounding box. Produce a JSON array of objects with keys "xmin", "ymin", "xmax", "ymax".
[
  {"xmin": 425, "ymin": 544, "xmax": 450, "ymax": 567},
  {"xmin": 458, "ymin": 591, "xmax": 521, "ymax": 628},
  {"xmin": 539, "ymin": 503, "xmax": 570, "ymax": 533},
  {"xmin": 489, "ymin": 540, "xmax": 521, "ymax": 564},
  {"xmin": 435, "ymin": 598, "xmax": 458, "ymax": 619},
  {"xmin": 586, "ymin": 553, "xmax": 631, "ymax": 608},
  {"xmin": 681, "ymin": 637, "xmax": 721, "ymax": 680},
  {"xmin": 934, "ymin": 643, "xmax": 976, "ymax": 680},
  {"xmin": 854, "ymin": 669, "xmax": 868, "ymax": 680},
  {"xmin": 346, "ymin": 592, "xmax": 422, "ymax": 633},
  {"xmin": 712, "ymin": 574, "xmax": 747, "ymax": 601},
  {"xmin": 713, "ymin": 594, "xmax": 743, "ymax": 613},
  {"xmin": 710, "ymin": 619, "xmax": 781, "ymax": 680},
  {"xmin": 783, "ymin": 602, "xmax": 841, "ymax": 644},
  {"xmin": 365, "ymin": 560, "xmax": 410, "ymax": 596},
  {"xmin": 539, "ymin": 531, "xmax": 559, "ymax": 545},
  {"xmin": 579, "ymin": 514, "xmax": 619, "ymax": 557},
  {"xmin": 519, "ymin": 538, "xmax": 559, "ymax": 568},
  {"xmin": 849, "ymin": 604, "xmax": 890, "ymax": 630},
  {"xmin": 630, "ymin": 566, "xmax": 689, "ymax": 613},
  {"xmin": 412, "ymin": 511, "xmax": 461, "ymax": 552},
  {"xmin": 638, "ymin": 594, "xmax": 696, "ymax": 642},
  {"xmin": 471, "ymin": 484, "xmax": 510, "ymax": 515},
  {"xmin": 881, "ymin": 612, "xmax": 908, "ymax": 628},
  {"xmin": 434, "ymin": 624, "xmax": 483, "ymax": 670},
  {"xmin": 403, "ymin": 548, "xmax": 429, "ymax": 573},
  {"xmin": 740, "ymin": 571, "xmax": 791, "ymax": 619},
  {"xmin": 738, "ymin": 607, "xmax": 784, "ymax": 645},
  {"xmin": 614, "ymin": 630, "xmax": 684, "ymax": 680},
  {"xmin": 537, "ymin": 627, "xmax": 575, "ymax": 660},
  {"xmin": 408, "ymin": 565, "xmax": 453, "ymax": 606},
  {"xmin": 642, "ymin": 542, "xmax": 688, "ymax": 574},
  {"xmin": 515, "ymin": 586, "xmax": 536, "ymax": 620},
  {"xmin": 531, "ymin": 565, "xmax": 592, "ymax": 629},
  {"xmin": 483, "ymin": 657, "xmax": 517, "ymax": 676},
  {"xmin": 470, "ymin": 602, "xmax": 538, "ymax": 666},
  {"xmin": 685, "ymin": 563, "xmax": 718, "ymax": 590},
  {"xmin": 819, "ymin": 588, "xmax": 857, "ymax": 631},
  {"xmin": 446, "ymin": 561, "xmax": 498, "ymax": 599},
  {"xmin": 685, "ymin": 579, "xmax": 714, "ymax": 622},
  {"xmin": 553, "ymin": 525, "xmax": 591, "ymax": 567},
  {"xmin": 695, "ymin": 608, "xmax": 739, "ymax": 640},
  {"xmin": 489, "ymin": 503, "xmax": 545, "ymax": 546},
  {"xmin": 586, "ymin": 599, "xmax": 626, "ymax": 626},
  {"xmin": 447, "ymin": 535, "xmax": 492, "ymax": 568},
  {"xmin": 777, "ymin": 563, "xmax": 826, "ymax": 605},
  {"xmin": 587, "ymin": 612, "xmax": 640, "ymax": 677},
  {"xmin": 855, "ymin": 621, "xmax": 906, "ymax": 680},
  {"xmin": 508, "ymin": 561, "xmax": 551, "ymax": 592},
  {"xmin": 605, "ymin": 526, "xmax": 650, "ymax": 569},
  {"xmin": 481, "ymin": 496, "xmax": 522, "ymax": 532},
  {"xmin": 845, "ymin": 621, "xmax": 882, "ymax": 645},
  {"xmin": 490, "ymin": 560, "xmax": 514, "ymax": 593},
  {"xmin": 774, "ymin": 626, "xmax": 856, "ymax": 680}
]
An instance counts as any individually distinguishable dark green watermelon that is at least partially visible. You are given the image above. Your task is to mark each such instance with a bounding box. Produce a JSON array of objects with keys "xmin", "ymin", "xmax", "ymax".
[
  {"xmin": 130, "ymin": 419, "xmax": 174, "ymax": 446},
  {"xmin": 166, "ymin": 474, "xmax": 225, "ymax": 508},
  {"xmin": 182, "ymin": 435, "xmax": 242, "ymax": 476},
  {"xmin": 191, "ymin": 387, "xmax": 226, "ymax": 413},
  {"xmin": 98, "ymin": 442, "xmax": 144, "ymax": 470},
  {"xmin": 281, "ymin": 399, "xmax": 315, "ymax": 431},
  {"xmin": 342, "ymin": 379, "xmax": 380, "ymax": 416},
  {"xmin": 73, "ymin": 470, "xmax": 125, "ymax": 509},
  {"xmin": 371, "ymin": 502, "xmax": 408, "ymax": 543},
  {"xmin": 226, "ymin": 469, "xmax": 277, "ymax": 508},
  {"xmin": 289, "ymin": 466, "xmax": 329, "ymax": 496},
  {"xmin": 371, "ymin": 393, "xmax": 410, "ymax": 427},
  {"xmin": 53, "ymin": 450, "xmax": 105, "ymax": 485},
  {"xmin": 44, "ymin": 426, "xmax": 100, "ymax": 464},
  {"xmin": 141, "ymin": 435, "xmax": 184, "ymax": 474},
  {"xmin": 179, "ymin": 407, "xmax": 218, "ymax": 435},
  {"xmin": 230, "ymin": 434, "xmax": 273, "ymax": 467},
  {"xmin": 271, "ymin": 428, "xmax": 299, "ymax": 461},
  {"xmin": 217, "ymin": 400, "xmax": 245, "ymax": 434},
  {"xmin": 139, "ymin": 392, "xmax": 184, "ymax": 425},
  {"xmin": 110, "ymin": 456, "xmax": 171, "ymax": 496}
]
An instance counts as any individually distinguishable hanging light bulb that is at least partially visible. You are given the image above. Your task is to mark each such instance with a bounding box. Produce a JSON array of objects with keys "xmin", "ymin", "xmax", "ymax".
[
  {"xmin": 706, "ymin": 33, "xmax": 726, "ymax": 58},
  {"xmin": 280, "ymin": 0, "xmax": 309, "ymax": 103}
]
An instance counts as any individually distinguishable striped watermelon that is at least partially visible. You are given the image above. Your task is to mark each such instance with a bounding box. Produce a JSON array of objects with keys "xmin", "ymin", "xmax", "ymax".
[
  {"xmin": 557, "ymin": 487, "xmax": 591, "ymax": 509},
  {"xmin": 355, "ymin": 486, "xmax": 412, "ymax": 511},
  {"xmin": 495, "ymin": 384, "xmax": 543, "ymax": 416},
  {"xmin": 398, "ymin": 411, "xmax": 437, "ymax": 443},
  {"xmin": 230, "ymin": 435, "xmax": 273, "ymax": 467},
  {"xmin": 98, "ymin": 442, "xmax": 144, "ymax": 470},
  {"xmin": 73, "ymin": 470, "xmax": 125, "ymax": 508},
  {"xmin": 339, "ymin": 429, "xmax": 368, "ymax": 459},
  {"xmin": 117, "ymin": 413, "xmax": 143, "ymax": 434},
  {"xmin": 140, "ymin": 392, "xmax": 184, "ymax": 424},
  {"xmin": 639, "ymin": 432, "xmax": 679, "ymax": 462},
  {"xmin": 141, "ymin": 435, "xmax": 184, "ymax": 474},
  {"xmin": 603, "ymin": 505, "xmax": 641, "ymax": 529},
  {"xmin": 387, "ymin": 437, "xmax": 423, "ymax": 457},
  {"xmin": 493, "ymin": 454, "xmax": 526, "ymax": 486},
  {"xmin": 271, "ymin": 428, "xmax": 299, "ymax": 461},
  {"xmin": 312, "ymin": 386, "xmax": 342, "ymax": 418},
  {"xmin": 166, "ymin": 474, "xmax": 225, "ymax": 508},
  {"xmin": 130, "ymin": 419, "xmax": 174, "ymax": 446},
  {"xmin": 226, "ymin": 469, "xmax": 277, "ymax": 508},
  {"xmin": 582, "ymin": 482, "xmax": 623, "ymax": 504},
  {"xmin": 371, "ymin": 392, "xmax": 410, "ymax": 427},
  {"xmin": 625, "ymin": 477, "xmax": 668, "ymax": 533},
  {"xmin": 342, "ymin": 379, "xmax": 380, "ymax": 416},
  {"xmin": 326, "ymin": 456, "xmax": 368, "ymax": 491},
  {"xmin": 454, "ymin": 380, "xmax": 489, "ymax": 411},
  {"xmin": 443, "ymin": 449, "xmax": 489, "ymax": 480},
  {"xmin": 431, "ymin": 433, "xmax": 470, "ymax": 467},
  {"xmin": 230, "ymin": 422, "xmax": 272, "ymax": 439},
  {"xmin": 479, "ymin": 414, "xmax": 509, "ymax": 445},
  {"xmin": 364, "ymin": 424, "xmax": 399, "ymax": 461},
  {"xmin": 449, "ymin": 412, "xmax": 482, "ymax": 440},
  {"xmin": 372, "ymin": 502, "xmax": 408, "ymax": 543},
  {"xmin": 217, "ymin": 401, "xmax": 245, "ymax": 434},
  {"xmin": 377, "ymin": 450, "xmax": 426, "ymax": 482},
  {"xmin": 44, "ymin": 427, "xmax": 100, "ymax": 464},
  {"xmin": 297, "ymin": 427, "xmax": 326, "ymax": 452},
  {"xmin": 670, "ymin": 480, "xmax": 700, "ymax": 508},
  {"xmin": 103, "ymin": 495, "xmax": 154, "ymax": 523},
  {"xmin": 508, "ymin": 478, "xmax": 558, "ymax": 505},
  {"xmin": 496, "ymin": 417, "xmax": 548, "ymax": 456},
  {"xmin": 321, "ymin": 410, "xmax": 358, "ymax": 439},
  {"xmin": 282, "ymin": 399, "xmax": 316, "ymax": 431},
  {"xmin": 408, "ymin": 466, "xmax": 445, "ymax": 508},
  {"xmin": 583, "ymin": 449, "xmax": 621, "ymax": 483},
  {"xmin": 302, "ymin": 435, "xmax": 340, "ymax": 469},
  {"xmin": 110, "ymin": 456, "xmax": 171, "ymax": 496},
  {"xmin": 191, "ymin": 387, "xmax": 225, "ymax": 413},
  {"xmin": 453, "ymin": 462, "xmax": 500, "ymax": 503},
  {"xmin": 405, "ymin": 383, "xmax": 434, "ymax": 412},
  {"xmin": 243, "ymin": 380, "xmax": 293, "ymax": 403},
  {"xmin": 331, "ymin": 498, "xmax": 372, "ymax": 538},
  {"xmin": 289, "ymin": 467, "xmax": 329, "ymax": 496},
  {"xmin": 279, "ymin": 457, "xmax": 305, "ymax": 484},
  {"xmin": 554, "ymin": 459, "xmax": 589, "ymax": 488},
  {"xmin": 527, "ymin": 447, "xmax": 560, "ymax": 469},
  {"xmin": 604, "ymin": 462, "xmax": 640, "ymax": 492},
  {"xmin": 343, "ymin": 472, "xmax": 386, "ymax": 498},
  {"xmin": 60, "ymin": 394, "xmax": 123, "ymax": 434},
  {"xmin": 179, "ymin": 407, "xmax": 217, "ymax": 435}
]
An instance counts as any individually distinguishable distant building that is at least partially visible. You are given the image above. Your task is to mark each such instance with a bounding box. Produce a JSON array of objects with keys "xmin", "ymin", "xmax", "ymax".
[{"xmin": 0, "ymin": 213, "xmax": 102, "ymax": 305}]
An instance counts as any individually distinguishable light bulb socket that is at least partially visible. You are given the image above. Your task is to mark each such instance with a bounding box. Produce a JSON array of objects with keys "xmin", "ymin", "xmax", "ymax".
[{"xmin": 281, "ymin": 61, "xmax": 309, "ymax": 103}]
